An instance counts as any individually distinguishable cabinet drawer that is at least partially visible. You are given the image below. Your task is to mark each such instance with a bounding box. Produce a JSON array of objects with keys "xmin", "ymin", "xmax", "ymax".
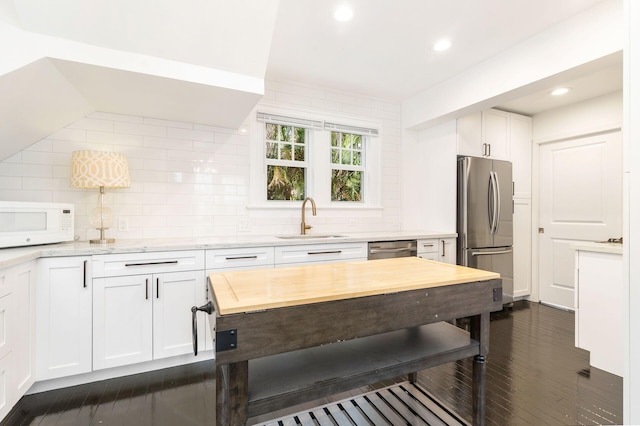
[
  {"xmin": 206, "ymin": 247, "xmax": 274, "ymax": 271},
  {"xmin": 417, "ymin": 239, "xmax": 439, "ymax": 254},
  {"xmin": 93, "ymin": 250, "xmax": 205, "ymax": 278},
  {"xmin": 275, "ymin": 242, "xmax": 367, "ymax": 265}
]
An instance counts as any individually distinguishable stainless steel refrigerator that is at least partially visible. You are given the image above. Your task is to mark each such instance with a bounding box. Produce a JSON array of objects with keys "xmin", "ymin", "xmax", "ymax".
[{"xmin": 457, "ymin": 156, "xmax": 513, "ymax": 304}]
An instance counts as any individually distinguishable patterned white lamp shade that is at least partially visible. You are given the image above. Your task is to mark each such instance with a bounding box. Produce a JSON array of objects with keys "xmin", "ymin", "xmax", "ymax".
[
  {"xmin": 70, "ymin": 151, "xmax": 131, "ymax": 188},
  {"xmin": 70, "ymin": 151, "xmax": 131, "ymax": 244}
]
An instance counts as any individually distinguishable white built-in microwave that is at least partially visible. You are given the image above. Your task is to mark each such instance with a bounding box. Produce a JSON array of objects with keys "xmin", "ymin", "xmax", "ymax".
[{"xmin": 0, "ymin": 201, "xmax": 75, "ymax": 248}]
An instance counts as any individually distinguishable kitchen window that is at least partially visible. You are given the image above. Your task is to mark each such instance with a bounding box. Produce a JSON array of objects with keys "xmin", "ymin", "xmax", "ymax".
[
  {"xmin": 251, "ymin": 111, "xmax": 381, "ymax": 209},
  {"xmin": 265, "ymin": 123, "xmax": 308, "ymax": 201},
  {"xmin": 330, "ymin": 131, "xmax": 364, "ymax": 202}
]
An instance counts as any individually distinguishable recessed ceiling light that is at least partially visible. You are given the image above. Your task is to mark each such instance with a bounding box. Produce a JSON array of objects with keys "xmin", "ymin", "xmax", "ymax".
[
  {"xmin": 334, "ymin": 5, "xmax": 353, "ymax": 22},
  {"xmin": 551, "ymin": 87, "xmax": 571, "ymax": 96},
  {"xmin": 433, "ymin": 39, "xmax": 452, "ymax": 52}
]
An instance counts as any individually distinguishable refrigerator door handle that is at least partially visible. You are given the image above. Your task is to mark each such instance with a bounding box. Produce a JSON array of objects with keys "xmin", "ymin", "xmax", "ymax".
[
  {"xmin": 488, "ymin": 171, "xmax": 499, "ymax": 234},
  {"xmin": 487, "ymin": 172, "xmax": 494, "ymax": 235},
  {"xmin": 493, "ymin": 170, "xmax": 501, "ymax": 233},
  {"xmin": 471, "ymin": 248, "xmax": 513, "ymax": 256}
]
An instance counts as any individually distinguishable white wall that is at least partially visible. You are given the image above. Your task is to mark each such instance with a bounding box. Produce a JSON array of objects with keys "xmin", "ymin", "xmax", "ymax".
[
  {"xmin": 532, "ymin": 91, "xmax": 623, "ymax": 142},
  {"xmin": 624, "ymin": 0, "xmax": 640, "ymax": 421},
  {"xmin": 0, "ymin": 79, "xmax": 403, "ymax": 241},
  {"xmin": 400, "ymin": 121, "xmax": 457, "ymax": 232}
]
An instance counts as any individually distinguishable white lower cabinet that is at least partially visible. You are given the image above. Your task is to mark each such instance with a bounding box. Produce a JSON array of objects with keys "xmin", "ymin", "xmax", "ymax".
[
  {"xmin": 92, "ymin": 251, "xmax": 205, "ymax": 370},
  {"xmin": 93, "ymin": 274, "xmax": 153, "ymax": 370},
  {"xmin": 417, "ymin": 238, "xmax": 456, "ymax": 264},
  {"xmin": 575, "ymin": 249, "xmax": 623, "ymax": 376},
  {"xmin": 36, "ymin": 257, "xmax": 92, "ymax": 380},
  {"xmin": 0, "ymin": 261, "xmax": 36, "ymax": 423}
]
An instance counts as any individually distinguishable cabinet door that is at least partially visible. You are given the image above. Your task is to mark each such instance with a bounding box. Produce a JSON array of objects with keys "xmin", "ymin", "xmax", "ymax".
[
  {"xmin": 510, "ymin": 114, "xmax": 532, "ymax": 198},
  {"xmin": 0, "ymin": 349, "xmax": 13, "ymax": 421},
  {"xmin": 13, "ymin": 262, "xmax": 35, "ymax": 395},
  {"xmin": 513, "ymin": 199, "xmax": 532, "ymax": 298},
  {"xmin": 482, "ymin": 109, "xmax": 510, "ymax": 160},
  {"xmin": 153, "ymin": 271, "xmax": 205, "ymax": 360},
  {"xmin": 439, "ymin": 239, "xmax": 456, "ymax": 264},
  {"xmin": 93, "ymin": 275, "xmax": 153, "ymax": 370},
  {"xmin": 457, "ymin": 111, "xmax": 483, "ymax": 157},
  {"xmin": 36, "ymin": 257, "xmax": 92, "ymax": 380}
]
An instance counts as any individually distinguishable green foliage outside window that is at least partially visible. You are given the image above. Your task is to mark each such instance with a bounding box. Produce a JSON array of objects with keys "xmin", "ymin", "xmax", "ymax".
[
  {"xmin": 331, "ymin": 131, "xmax": 364, "ymax": 202},
  {"xmin": 331, "ymin": 169, "xmax": 361, "ymax": 201},
  {"xmin": 265, "ymin": 123, "xmax": 306, "ymax": 200}
]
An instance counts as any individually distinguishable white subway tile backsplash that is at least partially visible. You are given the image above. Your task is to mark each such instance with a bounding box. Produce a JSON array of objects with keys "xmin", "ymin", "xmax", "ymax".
[
  {"xmin": 22, "ymin": 177, "xmax": 70, "ymax": 191},
  {"xmin": 1, "ymin": 78, "xmax": 402, "ymax": 241},
  {"xmin": 0, "ymin": 177, "xmax": 21, "ymax": 189},
  {"xmin": 68, "ymin": 117, "xmax": 114, "ymax": 132},
  {"xmin": 0, "ymin": 163, "xmax": 52, "ymax": 177},
  {"xmin": 88, "ymin": 131, "xmax": 144, "ymax": 147},
  {"xmin": 167, "ymin": 127, "xmax": 215, "ymax": 142},
  {"xmin": 115, "ymin": 121, "xmax": 167, "ymax": 138},
  {"xmin": 143, "ymin": 117, "xmax": 193, "ymax": 129},
  {"xmin": 144, "ymin": 135, "xmax": 192, "ymax": 150},
  {"xmin": 48, "ymin": 127, "xmax": 86, "ymax": 142}
]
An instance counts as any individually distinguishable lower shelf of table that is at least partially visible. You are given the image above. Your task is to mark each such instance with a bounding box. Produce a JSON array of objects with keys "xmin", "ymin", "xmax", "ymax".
[
  {"xmin": 252, "ymin": 380, "xmax": 469, "ymax": 426},
  {"xmin": 247, "ymin": 321, "xmax": 479, "ymax": 417}
]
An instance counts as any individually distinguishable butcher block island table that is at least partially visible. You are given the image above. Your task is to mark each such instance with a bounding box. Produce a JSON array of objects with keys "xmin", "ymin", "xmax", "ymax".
[{"xmin": 205, "ymin": 257, "xmax": 502, "ymax": 425}]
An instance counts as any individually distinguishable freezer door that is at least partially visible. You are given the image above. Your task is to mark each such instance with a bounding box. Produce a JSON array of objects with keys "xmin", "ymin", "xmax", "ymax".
[
  {"xmin": 458, "ymin": 157, "xmax": 493, "ymax": 249},
  {"xmin": 492, "ymin": 159, "xmax": 513, "ymax": 248},
  {"xmin": 464, "ymin": 246, "xmax": 514, "ymax": 304}
]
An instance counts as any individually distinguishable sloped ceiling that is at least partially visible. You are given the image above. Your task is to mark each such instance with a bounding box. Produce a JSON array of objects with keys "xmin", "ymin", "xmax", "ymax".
[{"xmin": 0, "ymin": 0, "xmax": 280, "ymax": 161}]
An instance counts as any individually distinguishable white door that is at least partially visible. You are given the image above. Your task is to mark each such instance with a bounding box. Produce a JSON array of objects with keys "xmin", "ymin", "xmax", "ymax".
[{"xmin": 538, "ymin": 132, "xmax": 622, "ymax": 309}]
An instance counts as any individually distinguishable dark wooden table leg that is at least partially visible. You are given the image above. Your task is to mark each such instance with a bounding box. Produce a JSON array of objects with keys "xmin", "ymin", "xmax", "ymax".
[
  {"xmin": 470, "ymin": 313, "xmax": 490, "ymax": 426},
  {"xmin": 217, "ymin": 361, "xmax": 249, "ymax": 426},
  {"xmin": 472, "ymin": 354, "xmax": 486, "ymax": 426}
]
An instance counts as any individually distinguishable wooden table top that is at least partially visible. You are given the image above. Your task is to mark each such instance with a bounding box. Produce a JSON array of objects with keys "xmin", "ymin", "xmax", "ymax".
[{"xmin": 209, "ymin": 257, "xmax": 500, "ymax": 315}]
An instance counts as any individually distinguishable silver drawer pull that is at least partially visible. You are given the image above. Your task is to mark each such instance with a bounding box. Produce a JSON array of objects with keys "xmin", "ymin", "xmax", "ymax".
[
  {"xmin": 422, "ymin": 244, "xmax": 435, "ymax": 248},
  {"xmin": 125, "ymin": 260, "xmax": 179, "ymax": 267},
  {"xmin": 308, "ymin": 250, "xmax": 342, "ymax": 255},
  {"xmin": 225, "ymin": 256, "xmax": 259, "ymax": 260},
  {"xmin": 369, "ymin": 248, "xmax": 413, "ymax": 253}
]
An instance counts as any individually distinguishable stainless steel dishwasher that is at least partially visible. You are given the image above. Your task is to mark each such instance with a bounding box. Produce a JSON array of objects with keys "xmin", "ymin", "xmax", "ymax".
[{"xmin": 367, "ymin": 240, "xmax": 417, "ymax": 259}]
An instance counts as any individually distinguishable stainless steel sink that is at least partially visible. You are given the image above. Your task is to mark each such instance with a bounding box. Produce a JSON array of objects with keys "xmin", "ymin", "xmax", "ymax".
[{"xmin": 276, "ymin": 234, "xmax": 346, "ymax": 239}]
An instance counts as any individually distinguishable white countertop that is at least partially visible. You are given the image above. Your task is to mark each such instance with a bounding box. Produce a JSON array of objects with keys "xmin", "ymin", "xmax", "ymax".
[
  {"xmin": 0, "ymin": 230, "xmax": 457, "ymax": 269},
  {"xmin": 573, "ymin": 241, "xmax": 623, "ymax": 255}
]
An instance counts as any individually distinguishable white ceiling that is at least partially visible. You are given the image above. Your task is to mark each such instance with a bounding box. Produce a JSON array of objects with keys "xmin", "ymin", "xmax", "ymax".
[
  {"xmin": 9, "ymin": 0, "xmax": 621, "ymax": 110},
  {"xmin": 265, "ymin": 0, "xmax": 620, "ymax": 109}
]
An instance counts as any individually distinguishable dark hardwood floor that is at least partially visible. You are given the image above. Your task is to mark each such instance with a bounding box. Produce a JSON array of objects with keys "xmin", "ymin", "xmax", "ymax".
[{"xmin": 2, "ymin": 302, "xmax": 622, "ymax": 426}]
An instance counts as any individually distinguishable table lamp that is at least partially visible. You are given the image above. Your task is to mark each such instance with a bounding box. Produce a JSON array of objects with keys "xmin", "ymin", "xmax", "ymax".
[{"xmin": 70, "ymin": 150, "xmax": 131, "ymax": 244}]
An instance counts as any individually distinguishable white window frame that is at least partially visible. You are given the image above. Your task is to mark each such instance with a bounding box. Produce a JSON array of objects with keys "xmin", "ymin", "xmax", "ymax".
[{"xmin": 248, "ymin": 108, "xmax": 382, "ymax": 210}]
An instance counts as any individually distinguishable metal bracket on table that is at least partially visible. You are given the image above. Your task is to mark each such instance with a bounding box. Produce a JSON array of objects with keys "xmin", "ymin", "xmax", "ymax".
[
  {"xmin": 493, "ymin": 287, "xmax": 502, "ymax": 302},
  {"xmin": 216, "ymin": 329, "xmax": 238, "ymax": 352}
]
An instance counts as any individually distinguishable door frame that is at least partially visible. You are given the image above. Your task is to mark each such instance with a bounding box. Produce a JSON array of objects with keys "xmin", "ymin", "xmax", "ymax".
[{"xmin": 532, "ymin": 125, "xmax": 622, "ymax": 304}]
